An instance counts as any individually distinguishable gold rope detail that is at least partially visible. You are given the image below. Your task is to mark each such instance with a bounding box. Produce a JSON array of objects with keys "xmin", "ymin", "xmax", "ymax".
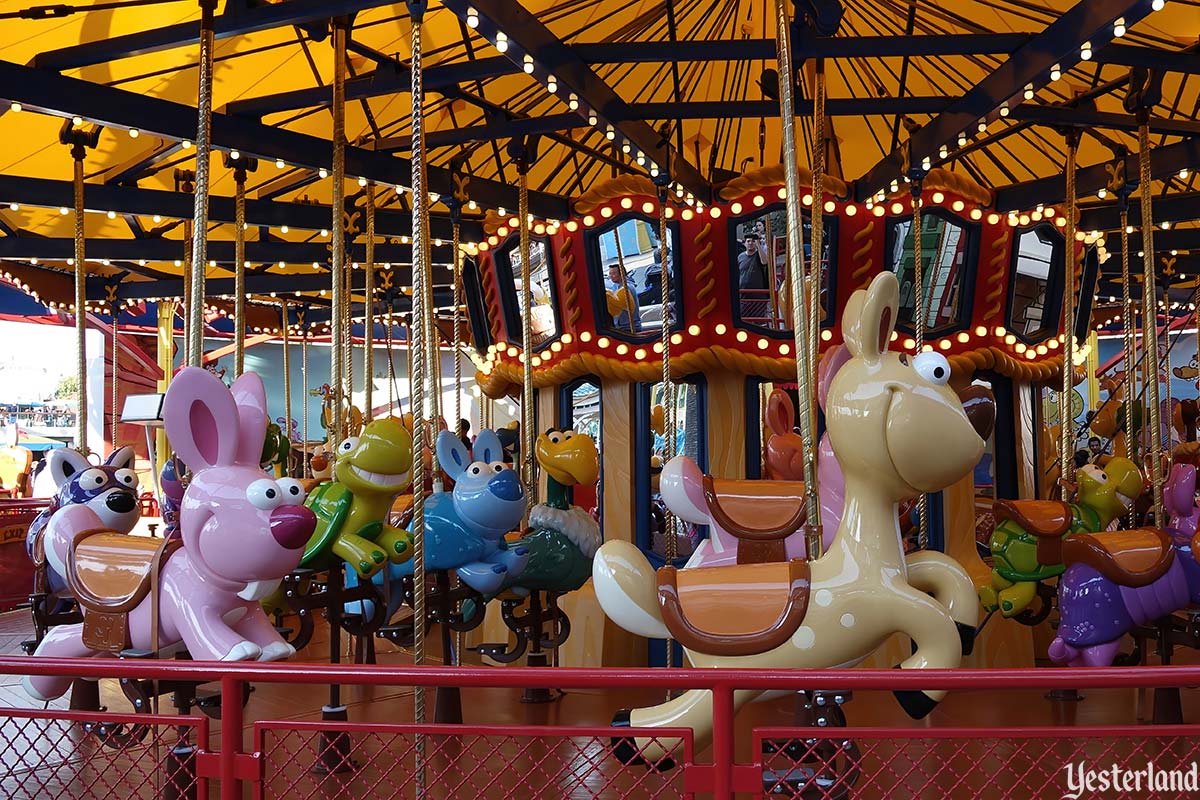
[
  {"xmin": 573, "ymin": 175, "xmax": 659, "ymax": 214},
  {"xmin": 558, "ymin": 236, "xmax": 581, "ymax": 326},
  {"xmin": 717, "ymin": 163, "xmax": 849, "ymax": 202},
  {"xmin": 851, "ymin": 219, "xmax": 876, "ymax": 289},
  {"xmin": 982, "ymin": 228, "xmax": 1012, "ymax": 320},
  {"xmin": 693, "ymin": 222, "xmax": 717, "ymax": 318}
]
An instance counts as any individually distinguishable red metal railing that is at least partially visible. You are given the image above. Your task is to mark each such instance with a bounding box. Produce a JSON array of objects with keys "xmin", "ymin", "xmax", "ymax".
[{"xmin": 1, "ymin": 658, "xmax": 1199, "ymax": 799}]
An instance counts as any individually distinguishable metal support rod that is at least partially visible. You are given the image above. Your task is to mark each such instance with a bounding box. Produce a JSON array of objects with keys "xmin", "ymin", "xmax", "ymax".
[
  {"xmin": 912, "ymin": 181, "xmax": 927, "ymax": 547},
  {"xmin": 111, "ymin": 308, "xmax": 118, "ymax": 449},
  {"xmin": 1120, "ymin": 208, "xmax": 1137, "ymax": 468},
  {"xmin": 281, "ymin": 300, "xmax": 291, "ymax": 474},
  {"xmin": 517, "ymin": 164, "xmax": 536, "ymax": 508},
  {"xmin": 1138, "ymin": 117, "xmax": 1164, "ymax": 522},
  {"xmin": 72, "ymin": 143, "xmax": 88, "ymax": 455},
  {"xmin": 364, "ymin": 186, "xmax": 376, "ymax": 420},
  {"xmin": 1061, "ymin": 133, "xmax": 1079, "ymax": 495},
  {"xmin": 775, "ymin": 0, "xmax": 820, "ymax": 556},
  {"xmin": 808, "ymin": 62, "xmax": 825, "ymax": 451},
  {"xmin": 658, "ymin": 180, "xmax": 676, "ymax": 668},
  {"xmin": 302, "ymin": 321, "xmax": 310, "ymax": 479},
  {"xmin": 233, "ymin": 166, "xmax": 247, "ymax": 377},
  {"xmin": 329, "ymin": 19, "xmax": 348, "ymax": 444},
  {"xmin": 187, "ymin": 0, "xmax": 216, "ymax": 368}
]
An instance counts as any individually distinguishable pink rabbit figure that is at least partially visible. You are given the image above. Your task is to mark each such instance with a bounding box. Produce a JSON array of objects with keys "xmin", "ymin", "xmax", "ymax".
[
  {"xmin": 25, "ymin": 368, "xmax": 317, "ymax": 702},
  {"xmin": 1164, "ymin": 462, "xmax": 1200, "ymax": 539}
]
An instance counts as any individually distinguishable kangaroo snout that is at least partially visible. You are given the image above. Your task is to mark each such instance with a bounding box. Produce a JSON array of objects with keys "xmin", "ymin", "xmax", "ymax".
[
  {"xmin": 270, "ymin": 504, "xmax": 317, "ymax": 549},
  {"xmin": 488, "ymin": 470, "xmax": 523, "ymax": 501},
  {"xmin": 106, "ymin": 491, "xmax": 137, "ymax": 514}
]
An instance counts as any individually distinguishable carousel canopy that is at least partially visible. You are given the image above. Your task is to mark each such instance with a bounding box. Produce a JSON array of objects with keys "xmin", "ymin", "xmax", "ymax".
[{"xmin": 0, "ymin": 0, "xmax": 1195, "ymax": 323}]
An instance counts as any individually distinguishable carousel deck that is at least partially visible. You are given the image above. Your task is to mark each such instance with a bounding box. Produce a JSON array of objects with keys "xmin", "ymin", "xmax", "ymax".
[{"xmin": 2, "ymin": 610, "xmax": 1199, "ymax": 799}]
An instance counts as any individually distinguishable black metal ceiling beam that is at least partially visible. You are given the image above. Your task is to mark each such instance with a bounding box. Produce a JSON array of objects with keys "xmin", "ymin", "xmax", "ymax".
[
  {"xmin": 854, "ymin": 0, "xmax": 1153, "ymax": 201},
  {"xmin": 627, "ymin": 97, "xmax": 952, "ymax": 120},
  {"xmin": 101, "ymin": 141, "xmax": 185, "ymax": 186},
  {"xmin": 438, "ymin": 0, "xmax": 709, "ymax": 199},
  {"xmin": 0, "ymin": 60, "xmax": 571, "ymax": 220},
  {"xmin": 90, "ymin": 267, "xmax": 454, "ymax": 303},
  {"xmin": 0, "ymin": 174, "xmax": 484, "ymax": 240},
  {"xmin": 1080, "ymin": 192, "xmax": 1200, "ymax": 231},
  {"xmin": 224, "ymin": 55, "xmax": 515, "ymax": 118},
  {"xmin": 1113, "ymin": 228, "xmax": 1200, "ymax": 253},
  {"xmin": 0, "ymin": 235, "xmax": 454, "ymax": 265},
  {"xmin": 372, "ymin": 113, "xmax": 589, "ymax": 152},
  {"xmin": 1007, "ymin": 105, "xmax": 1200, "ymax": 137},
  {"xmin": 995, "ymin": 137, "xmax": 1200, "ymax": 211},
  {"xmin": 32, "ymin": 0, "xmax": 400, "ymax": 72}
]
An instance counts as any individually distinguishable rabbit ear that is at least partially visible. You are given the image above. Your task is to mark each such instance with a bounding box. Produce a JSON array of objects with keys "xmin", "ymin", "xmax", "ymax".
[
  {"xmin": 436, "ymin": 430, "xmax": 469, "ymax": 480},
  {"xmin": 766, "ymin": 390, "xmax": 794, "ymax": 435},
  {"xmin": 842, "ymin": 271, "xmax": 898, "ymax": 362},
  {"xmin": 164, "ymin": 367, "xmax": 241, "ymax": 471},
  {"xmin": 104, "ymin": 445, "xmax": 136, "ymax": 471},
  {"xmin": 230, "ymin": 372, "xmax": 269, "ymax": 466},
  {"xmin": 47, "ymin": 448, "xmax": 90, "ymax": 488},
  {"xmin": 473, "ymin": 429, "xmax": 504, "ymax": 464}
]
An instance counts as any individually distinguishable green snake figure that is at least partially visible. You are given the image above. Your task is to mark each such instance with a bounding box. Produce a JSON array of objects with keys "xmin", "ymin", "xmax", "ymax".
[
  {"xmin": 979, "ymin": 457, "xmax": 1143, "ymax": 617},
  {"xmin": 300, "ymin": 416, "xmax": 415, "ymax": 578},
  {"xmin": 495, "ymin": 428, "xmax": 601, "ymax": 595}
]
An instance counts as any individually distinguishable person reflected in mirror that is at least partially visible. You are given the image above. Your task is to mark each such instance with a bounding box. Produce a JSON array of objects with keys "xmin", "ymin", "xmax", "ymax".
[
  {"xmin": 606, "ymin": 263, "xmax": 641, "ymax": 333},
  {"xmin": 738, "ymin": 229, "xmax": 769, "ymax": 320}
]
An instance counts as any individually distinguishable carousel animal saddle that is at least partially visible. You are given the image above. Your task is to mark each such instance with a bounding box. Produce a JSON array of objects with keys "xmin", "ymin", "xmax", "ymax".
[
  {"xmin": 656, "ymin": 558, "xmax": 811, "ymax": 657},
  {"xmin": 66, "ymin": 530, "xmax": 180, "ymax": 653},
  {"xmin": 1062, "ymin": 527, "xmax": 1175, "ymax": 588},
  {"xmin": 993, "ymin": 499, "xmax": 1073, "ymax": 565},
  {"xmin": 703, "ymin": 475, "xmax": 807, "ymax": 564}
]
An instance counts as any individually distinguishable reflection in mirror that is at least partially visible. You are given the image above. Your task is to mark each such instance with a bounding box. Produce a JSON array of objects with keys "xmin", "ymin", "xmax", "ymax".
[
  {"xmin": 569, "ymin": 380, "xmax": 601, "ymax": 447},
  {"xmin": 971, "ymin": 376, "xmax": 998, "ymax": 558},
  {"xmin": 502, "ymin": 237, "xmax": 559, "ymax": 347},
  {"xmin": 730, "ymin": 207, "xmax": 834, "ymax": 332},
  {"xmin": 1010, "ymin": 225, "xmax": 1061, "ymax": 340},
  {"xmin": 647, "ymin": 381, "xmax": 703, "ymax": 562},
  {"xmin": 889, "ymin": 214, "xmax": 971, "ymax": 333},
  {"xmin": 595, "ymin": 217, "xmax": 677, "ymax": 336}
]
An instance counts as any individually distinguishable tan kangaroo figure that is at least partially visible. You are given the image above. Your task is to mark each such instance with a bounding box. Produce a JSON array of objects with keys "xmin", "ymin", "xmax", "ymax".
[{"xmin": 592, "ymin": 271, "xmax": 988, "ymax": 761}]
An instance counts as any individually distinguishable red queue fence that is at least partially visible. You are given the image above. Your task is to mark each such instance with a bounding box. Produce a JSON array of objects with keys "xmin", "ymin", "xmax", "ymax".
[{"xmin": 1, "ymin": 658, "xmax": 1199, "ymax": 799}]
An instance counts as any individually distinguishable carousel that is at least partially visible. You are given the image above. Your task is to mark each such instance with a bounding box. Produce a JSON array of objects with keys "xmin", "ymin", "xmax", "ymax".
[{"xmin": 0, "ymin": 0, "xmax": 1197, "ymax": 798}]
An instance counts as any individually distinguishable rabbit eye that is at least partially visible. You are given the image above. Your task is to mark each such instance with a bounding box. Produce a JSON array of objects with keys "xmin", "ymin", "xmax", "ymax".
[{"xmin": 247, "ymin": 479, "xmax": 284, "ymax": 510}]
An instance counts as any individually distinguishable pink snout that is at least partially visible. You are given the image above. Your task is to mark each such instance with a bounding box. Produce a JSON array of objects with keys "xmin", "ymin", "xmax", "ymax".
[{"xmin": 270, "ymin": 504, "xmax": 317, "ymax": 549}]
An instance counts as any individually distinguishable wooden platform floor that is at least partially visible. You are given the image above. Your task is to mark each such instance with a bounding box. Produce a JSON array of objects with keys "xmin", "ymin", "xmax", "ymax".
[{"xmin": 1, "ymin": 610, "xmax": 1199, "ymax": 798}]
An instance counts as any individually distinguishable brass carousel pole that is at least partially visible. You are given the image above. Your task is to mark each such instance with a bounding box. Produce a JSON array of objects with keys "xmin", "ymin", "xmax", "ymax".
[
  {"xmin": 111, "ymin": 303, "xmax": 119, "ymax": 449},
  {"xmin": 808, "ymin": 61, "xmax": 826, "ymax": 445},
  {"xmin": 281, "ymin": 301, "xmax": 292, "ymax": 473},
  {"xmin": 911, "ymin": 178, "xmax": 928, "ymax": 545},
  {"xmin": 187, "ymin": 0, "xmax": 216, "ymax": 368},
  {"xmin": 1137, "ymin": 115, "xmax": 1164, "ymax": 522},
  {"xmin": 655, "ymin": 169, "xmax": 677, "ymax": 669},
  {"xmin": 1120, "ymin": 204, "xmax": 1138, "ymax": 468},
  {"xmin": 513, "ymin": 143, "xmax": 537, "ymax": 509},
  {"xmin": 233, "ymin": 162, "xmax": 248, "ymax": 377},
  {"xmin": 407, "ymin": 2, "xmax": 431, "ymax": 792},
  {"xmin": 329, "ymin": 17, "xmax": 348, "ymax": 445},
  {"xmin": 1060, "ymin": 132, "xmax": 1079, "ymax": 496},
  {"xmin": 775, "ymin": 0, "xmax": 821, "ymax": 556},
  {"xmin": 71, "ymin": 138, "xmax": 88, "ymax": 454},
  {"xmin": 364, "ymin": 186, "xmax": 376, "ymax": 420},
  {"xmin": 424, "ymin": 225, "xmax": 443, "ymax": 492},
  {"xmin": 302, "ymin": 311, "xmax": 310, "ymax": 479}
]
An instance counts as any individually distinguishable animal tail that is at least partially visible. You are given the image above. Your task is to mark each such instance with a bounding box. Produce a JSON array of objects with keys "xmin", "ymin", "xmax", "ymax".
[{"xmin": 591, "ymin": 540, "xmax": 669, "ymax": 639}]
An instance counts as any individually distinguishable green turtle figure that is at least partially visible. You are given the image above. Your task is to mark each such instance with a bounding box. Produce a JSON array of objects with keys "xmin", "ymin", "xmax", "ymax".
[
  {"xmin": 300, "ymin": 416, "xmax": 415, "ymax": 578},
  {"xmin": 979, "ymin": 457, "xmax": 1143, "ymax": 617}
]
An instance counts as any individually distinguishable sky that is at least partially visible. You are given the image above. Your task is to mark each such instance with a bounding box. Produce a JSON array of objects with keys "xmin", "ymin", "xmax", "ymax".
[{"xmin": 0, "ymin": 320, "xmax": 81, "ymax": 404}]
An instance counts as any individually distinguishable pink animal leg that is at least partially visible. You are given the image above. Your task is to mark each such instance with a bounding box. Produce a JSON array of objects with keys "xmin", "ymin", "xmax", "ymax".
[
  {"xmin": 232, "ymin": 605, "xmax": 295, "ymax": 661},
  {"xmin": 24, "ymin": 624, "xmax": 101, "ymax": 701},
  {"xmin": 175, "ymin": 604, "xmax": 261, "ymax": 662}
]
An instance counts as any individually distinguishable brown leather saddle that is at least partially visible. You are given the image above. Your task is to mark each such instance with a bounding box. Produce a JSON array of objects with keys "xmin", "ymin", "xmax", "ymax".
[
  {"xmin": 66, "ymin": 530, "xmax": 180, "ymax": 653},
  {"xmin": 1062, "ymin": 527, "xmax": 1175, "ymax": 588},
  {"xmin": 655, "ymin": 475, "xmax": 811, "ymax": 657},
  {"xmin": 994, "ymin": 498, "xmax": 1073, "ymax": 565}
]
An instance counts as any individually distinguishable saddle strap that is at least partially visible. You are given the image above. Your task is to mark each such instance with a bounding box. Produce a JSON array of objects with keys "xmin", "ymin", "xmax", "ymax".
[{"xmin": 657, "ymin": 559, "xmax": 811, "ymax": 657}]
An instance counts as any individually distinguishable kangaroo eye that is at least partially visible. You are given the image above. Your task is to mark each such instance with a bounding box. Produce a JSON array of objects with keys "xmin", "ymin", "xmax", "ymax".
[{"xmin": 912, "ymin": 352, "xmax": 951, "ymax": 385}]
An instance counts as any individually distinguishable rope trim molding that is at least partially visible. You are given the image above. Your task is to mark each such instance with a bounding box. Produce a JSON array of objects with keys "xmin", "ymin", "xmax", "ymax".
[{"xmin": 693, "ymin": 221, "xmax": 717, "ymax": 318}]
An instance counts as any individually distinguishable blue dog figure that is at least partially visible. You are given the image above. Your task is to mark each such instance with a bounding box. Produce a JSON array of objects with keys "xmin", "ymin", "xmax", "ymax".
[{"xmin": 345, "ymin": 429, "xmax": 530, "ymax": 620}]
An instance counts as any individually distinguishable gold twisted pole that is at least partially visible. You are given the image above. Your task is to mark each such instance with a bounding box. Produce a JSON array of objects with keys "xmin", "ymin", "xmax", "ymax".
[
  {"xmin": 407, "ymin": 5, "xmax": 430, "ymax": 792},
  {"xmin": 912, "ymin": 182, "xmax": 928, "ymax": 547},
  {"xmin": 452, "ymin": 218, "xmax": 463, "ymax": 437},
  {"xmin": 71, "ymin": 141, "xmax": 88, "ymax": 455},
  {"xmin": 774, "ymin": 0, "xmax": 821, "ymax": 558},
  {"xmin": 1061, "ymin": 133, "xmax": 1079, "ymax": 496},
  {"xmin": 364, "ymin": 187, "xmax": 376, "ymax": 420},
  {"xmin": 808, "ymin": 62, "xmax": 825, "ymax": 445},
  {"xmin": 517, "ymin": 163, "xmax": 536, "ymax": 508},
  {"xmin": 302, "ymin": 318, "xmax": 310, "ymax": 479},
  {"xmin": 1120, "ymin": 208, "xmax": 1137, "ymax": 467},
  {"xmin": 658, "ymin": 183, "xmax": 677, "ymax": 668},
  {"xmin": 1137, "ymin": 118, "xmax": 1164, "ymax": 522},
  {"xmin": 281, "ymin": 301, "xmax": 291, "ymax": 474},
  {"xmin": 111, "ymin": 304, "xmax": 119, "ymax": 449},
  {"xmin": 329, "ymin": 18, "xmax": 348, "ymax": 444},
  {"xmin": 344, "ymin": 252, "xmax": 354, "ymax": 415},
  {"xmin": 187, "ymin": 0, "xmax": 216, "ymax": 368},
  {"xmin": 233, "ymin": 165, "xmax": 247, "ymax": 377},
  {"xmin": 424, "ymin": 223, "xmax": 442, "ymax": 491}
]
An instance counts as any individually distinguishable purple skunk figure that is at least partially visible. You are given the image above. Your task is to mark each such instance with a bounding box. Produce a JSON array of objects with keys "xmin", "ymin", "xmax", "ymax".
[{"xmin": 1049, "ymin": 463, "xmax": 1200, "ymax": 668}]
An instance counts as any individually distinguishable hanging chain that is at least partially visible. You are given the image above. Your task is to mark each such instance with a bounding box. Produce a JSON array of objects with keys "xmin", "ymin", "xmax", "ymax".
[
  {"xmin": 364, "ymin": 186, "xmax": 376, "ymax": 420},
  {"xmin": 1061, "ymin": 134, "xmax": 1079, "ymax": 496},
  {"xmin": 187, "ymin": 0, "xmax": 216, "ymax": 368},
  {"xmin": 1120, "ymin": 209, "xmax": 1138, "ymax": 469},
  {"xmin": 234, "ymin": 166, "xmax": 247, "ymax": 377},
  {"xmin": 1137, "ymin": 118, "xmax": 1164, "ymax": 523},
  {"xmin": 518, "ymin": 165, "xmax": 537, "ymax": 508},
  {"xmin": 774, "ymin": 0, "xmax": 820, "ymax": 558},
  {"xmin": 407, "ymin": 8, "xmax": 430, "ymax": 790},
  {"xmin": 72, "ymin": 145, "xmax": 88, "ymax": 455},
  {"xmin": 329, "ymin": 18, "xmax": 348, "ymax": 444}
]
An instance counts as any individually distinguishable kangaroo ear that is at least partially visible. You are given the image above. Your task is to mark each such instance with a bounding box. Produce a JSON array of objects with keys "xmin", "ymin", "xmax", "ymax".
[
  {"xmin": 766, "ymin": 390, "xmax": 794, "ymax": 436},
  {"xmin": 473, "ymin": 429, "xmax": 504, "ymax": 464},
  {"xmin": 436, "ymin": 430, "xmax": 470, "ymax": 479},
  {"xmin": 104, "ymin": 445, "xmax": 136, "ymax": 471},
  {"xmin": 47, "ymin": 448, "xmax": 90, "ymax": 488},
  {"xmin": 230, "ymin": 372, "xmax": 269, "ymax": 466},
  {"xmin": 164, "ymin": 367, "xmax": 241, "ymax": 471},
  {"xmin": 842, "ymin": 271, "xmax": 899, "ymax": 362}
]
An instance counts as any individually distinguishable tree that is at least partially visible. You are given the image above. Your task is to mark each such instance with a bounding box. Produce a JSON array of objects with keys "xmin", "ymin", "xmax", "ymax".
[{"xmin": 53, "ymin": 374, "xmax": 78, "ymax": 399}]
